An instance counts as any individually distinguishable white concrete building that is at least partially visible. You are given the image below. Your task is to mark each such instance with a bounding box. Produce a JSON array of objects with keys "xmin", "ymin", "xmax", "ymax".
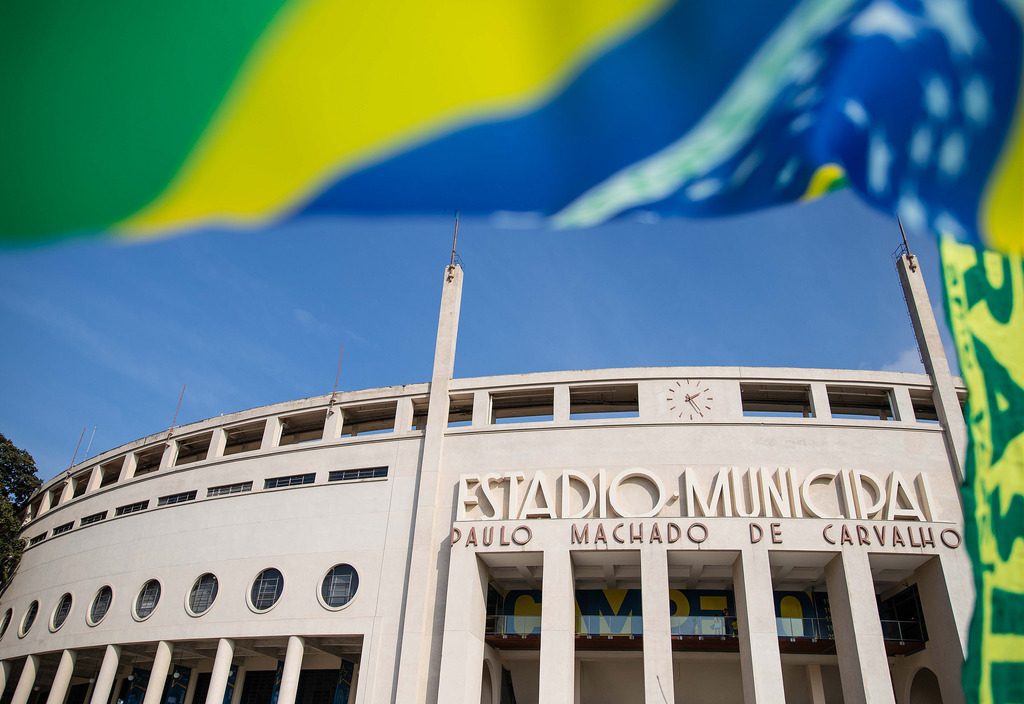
[{"xmin": 0, "ymin": 254, "xmax": 970, "ymax": 704}]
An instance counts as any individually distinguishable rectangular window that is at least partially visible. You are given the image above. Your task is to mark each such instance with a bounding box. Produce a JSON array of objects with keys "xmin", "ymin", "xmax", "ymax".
[
  {"xmin": 279, "ymin": 410, "xmax": 328, "ymax": 446},
  {"xmin": 98, "ymin": 460, "xmax": 122, "ymax": 488},
  {"xmin": 412, "ymin": 396, "xmax": 430, "ymax": 430},
  {"xmin": 48, "ymin": 484, "xmax": 65, "ymax": 509},
  {"xmin": 827, "ymin": 386, "xmax": 896, "ymax": 421},
  {"xmin": 133, "ymin": 447, "xmax": 164, "ymax": 476},
  {"xmin": 28, "ymin": 532, "xmax": 46, "ymax": 546},
  {"xmin": 328, "ymin": 467, "xmax": 388, "ymax": 482},
  {"xmin": 264, "ymin": 473, "xmax": 315, "ymax": 489},
  {"xmin": 741, "ymin": 383, "xmax": 815, "ymax": 418},
  {"xmin": 909, "ymin": 389, "xmax": 940, "ymax": 424},
  {"xmin": 447, "ymin": 394, "xmax": 474, "ymax": 428},
  {"xmin": 158, "ymin": 490, "xmax": 198, "ymax": 506},
  {"xmin": 207, "ymin": 481, "xmax": 253, "ymax": 498},
  {"xmin": 71, "ymin": 472, "xmax": 90, "ymax": 498},
  {"xmin": 224, "ymin": 421, "xmax": 266, "ymax": 456},
  {"xmin": 114, "ymin": 500, "xmax": 149, "ymax": 516},
  {"xmin": 341, "ymin": 401, "xmax": 397, "ymax": 437},
  {"xmin": 80, "ymin": 511, "xmax": 107, "ymax": 526},
  {"xmin": 491, "ymin": 388, "xmax": 555, "ymax": 424},
  {"xmin": 175, "ymin": 433, "xmax": 212, "ymax": 466},
  {"xmin": 569, "ymin": 384, "xmax": 640, "ymax": 419},
  {"xmin": 52, "ymin": 522, "xmax": 74, "ymax": 536}
]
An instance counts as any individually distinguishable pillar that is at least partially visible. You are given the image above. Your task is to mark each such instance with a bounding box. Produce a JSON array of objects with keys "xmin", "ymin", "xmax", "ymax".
[
  {"xmin": 142, "ymin": 642, "xmax": 173, "ymax": 704},
  {"xmin": 806, "ymin": 664, "xmax": 826, "ymax": 704},
  {"xmin": 90, "ymin": 647, "xmax": 120, "ymax": 704},
  {"xmin": 10, "ymin": 655, "xmax": 39, "ymax": 704},
  {"xmin": 436, "ymin": 551, "xmax": 489, "ymax": 703},
  {"xmin": 733, "ymin": 548, "xmax": 785, "ymax": 703},
  {"xmin": 640, "ymin": 546, "xmax": 674, "ymax": 704},
  {"xmin": 553, "ymin": 386, "xmax": 570, "ymax": 422},
  {"xmin": 897, "ymin": 253, "xmax": 967, "ymax": 480},
  {"xmin": 393, "ymin": 264, "xmax": 463, "ymax": 704},
  {"xmin": 825, "ymin": 551, "xmax": 895, "ymax": 704},
  {"xmin": 204, "ymin": 640, "xmax": 234, "ymax": 704},
  {"xmin": 229, "ymin": 668, "xmax": 246, "ymax": 704},
  {"xmin": 538, "ymin": 548, "xmax": 575, "ymax": 704},
  {"xmin": 276, "ymin": 637, "xmax": 304, "ymax": 704},
  {"xmin": 914, "ymin": 557, "xmax": 967, "ymax": 704},
  {"xmin": 181, "ymin": 670, "xmax": 198, "ymax": 704},
  {"xmin": 46, "ymin": 650, "xmax": 77, "ymax": 704},
  {"xmin": 0, "ymin": 660, "xmax": 12, "ymax": 699}
]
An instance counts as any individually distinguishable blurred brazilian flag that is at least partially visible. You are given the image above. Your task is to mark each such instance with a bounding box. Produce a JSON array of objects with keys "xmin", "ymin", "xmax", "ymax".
[{"xmin": 1, "ymin": 1, "xmax": 1023, "ymax": 700}]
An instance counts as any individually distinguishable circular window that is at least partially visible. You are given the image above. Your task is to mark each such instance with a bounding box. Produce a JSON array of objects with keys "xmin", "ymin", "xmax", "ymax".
[
  {"xmin": 19, "ymin": 601, "xmax": 38, "ymax": 637},
  {"xmin": 320, "ymin": 564, "xmax": 359, "ymax": 609},
  {"xmin": 50, "ymin": 593, "xmax": 73, "ymax": 631},
  {"xmin": 134, "ymin": 580, "xmax": 161, "ymax": 621},
  {"xmin": 249, "ymin": 568, "xmax": 284, "ymax": 612},
  {"xmin": 187, "ymin": 574, "xmax": 219, "ymax": 616},
  {"xmin": 0, "ymin": 608, "xmax": 12, "ymax": 639},
  {"xmin": 88, "ymin": 586, "xmax": 113, "ymax": 625}
]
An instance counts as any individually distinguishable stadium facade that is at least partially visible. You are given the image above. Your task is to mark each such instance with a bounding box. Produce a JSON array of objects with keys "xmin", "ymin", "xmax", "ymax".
[{"xmin": 0, "ymin": 255, "xmax": 970, "ymax": 704}]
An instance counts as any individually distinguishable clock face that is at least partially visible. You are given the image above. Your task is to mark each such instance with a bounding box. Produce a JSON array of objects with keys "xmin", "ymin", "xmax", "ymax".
[{"xmin": 667, "ymin": 379, "xmax": 715, "ymax": 421}]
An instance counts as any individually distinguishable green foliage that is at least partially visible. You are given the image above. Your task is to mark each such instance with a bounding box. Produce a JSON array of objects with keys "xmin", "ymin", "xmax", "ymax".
[{"xmin": 0, "ymin": 434, "xmax": 41, "ymax": 587}]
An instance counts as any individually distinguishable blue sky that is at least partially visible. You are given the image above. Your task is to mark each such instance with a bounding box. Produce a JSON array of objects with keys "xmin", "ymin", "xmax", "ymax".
[{"xmin": 0, "ymin": 190, "xmax": 952, "ymax": 481}]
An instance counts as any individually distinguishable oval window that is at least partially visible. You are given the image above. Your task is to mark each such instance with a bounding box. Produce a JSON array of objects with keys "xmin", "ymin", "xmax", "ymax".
[
  {"xmin": 320, "ymin": 564, "xmax": 359, "ymax": 609},
  {"xmin": 249, "ymin": 568, "xmax": 284, "ymax": 612},
  {"xmin": 89, "ymin": 586, "xmax": 113, "ymax": 625},
  {"xmin": 19, "ymin": 600, "xmax": 38, "ymax": 636},
  {"xmin": 51, "ymin": 593, "xmax": 73, "ymax": 631},
  {"xmin": 0, "ymin": 608, "xmax": 12, "ymax": 639},
  {"xmin": 188, "ymin": 574, "xmax": 219, "ymax": 616},
  {"xmin": 134, "ymin": 580, "xmax": 161, "ymax": 620}
]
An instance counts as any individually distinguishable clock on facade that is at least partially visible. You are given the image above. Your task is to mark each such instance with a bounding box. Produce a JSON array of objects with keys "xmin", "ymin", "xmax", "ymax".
[{"xmin": 667, "ymin": 379, "xmax": 715, "ymax": 420}]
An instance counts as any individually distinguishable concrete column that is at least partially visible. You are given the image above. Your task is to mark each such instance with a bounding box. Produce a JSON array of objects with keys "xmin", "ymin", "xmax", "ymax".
[
  {"xmin": 394, "ymin": 398, "xmax": 415, "ymax": 433},
  {"xmin": 121, "ymin": 453, "xmax": 138, "ymax": 480},
  {"xmin": 323, "ymin": 406, "xmax": 344, "ymax": 440},
  {"xmin": 90, "ymin": 646, "xmax": 121, "ymax": 704},
  {"xmin": 393, "ymin": 264, "xmax": 464, "ymax": 704},
  {"xmin": 553, "ymin": 386, "xmax": 570, "ymax": 422},
  {"xmin": 181, "ymin": 670, "xmax": 198, "ymax": 704},
  {"xmin": 809, "ymin": 383, "xmax": 832, "ymax": 420},
  {"xmin": 159, "ymin": 442, "xmax": 177, "ymax": 470},
  {"xmin": 897, "ymin": 253, "xmax": 967, "ymax": 481},
  {"xmin": 260, "ymin": 418, "xmax": 281, "ymax": 450},
  {"xmin": 733, "ymin": 548, "xmax": 785, "ymax": 703},
  {"xmin": 1, "ymin": 660, "xmax": 12, "ymax": 698},
  {"xmin": 824, "ymin": 551, "xmax": 895, "ymax": 704},
  {"xmin": 59, "ymin": 479, "xmax": 75, "ymax": 506},
  {"xmin": 38, "ymin": 489, "xmax": 52, "ymax": 514},
  {"xmin": 45, "ymin": 650, "xmax": 77, "ymax": 704},
  {"xmin": 891, "ymin": 386, "xmax": 914, "ymax": 422},
  {"xmin": 806, "ymin": 664, "xmax": 826, "ymax": 704},
  {"xmin": 11, "ymin": 655, "xmax": 39, "ymax": 704},
  {"xmin": 436, "ymin": 551, "xmax": 489, "ymax": 703},
  {"xmin": 471, "ymin": 390, "xmax": 490, "ymax": 427},
  {"xmin": 205, "ymin": 639, "xmax": 234, "ymax": 704},
  {"xmin": 276, "ymin": 637, "xmax": 304, "ymax": 704},
  {"xmin": 539, "ymin": 548, "xmax": 575, "ymax": 704},
  {"xmin": 640, "ymin": 546, "xmax": 674, "ymax": 704},
  {"xmin": 573, "ymin": 659, "xmax": 582, "ymax": 704},
  {"xmin": 914, "ymin": 557, "xmax": 967, "ymax": 704},
  {"xmin": 141, "ymin": 642, "xmax": 173, "ymax": 704},
  {"xmin": 208, "ymin": 429, "xmax": 228, "ymax": 459}
]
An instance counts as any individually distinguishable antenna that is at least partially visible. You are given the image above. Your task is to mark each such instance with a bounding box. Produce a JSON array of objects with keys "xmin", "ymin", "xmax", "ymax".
[
  {"xmin": 83, "ymin": 426, "xmax": 97, "ymax": 459},
  {"xmin": 447, "ymin": 211, "xmax": 460, "ymax": 281},
  {"xmin": 67, "ymin": 426, "xmax": 86, "ymax": 470},
  {"xmin": 168, "ymin": 383, "xmax": 186, "ymax": 439},
  {"xmin": 330, "ymin": 343, "xmax": 345, "ymax": 406},
  {"xmin": 897, "ymin": 217, "xmax": 917, "ymax": 272}
]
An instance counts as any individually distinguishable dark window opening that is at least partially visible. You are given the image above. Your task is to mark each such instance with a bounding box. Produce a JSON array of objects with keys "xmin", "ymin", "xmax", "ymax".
[
  {"xmin": 827, "ymin": 386, "xmax": 896, "ymax": 421},
  {"xmin": 447, "ymin": 394, "xmax": 473, "ymax": 428},
  {"xmin": 329, "ymin": 467, "xmax": 388, "ymax": 482},
  {"xmin": 158, "ymin": 490, "xmax": 197, "ymax": 506},
  {"xmin": 224, "ymin": 421, "xmax": 266, "ymax": 456},
  {"xmin": 53, "ymin": 522, "xmax": 73, "ymax": 536},
  {"xmin": 412, "ymin": 397, "xmax": 429, "ymax": 430},
  {"xmin": 491, "ymin": 388, "xmax": 555, "ymax": 424},
  {"xmin": 569, "ymin": 384, "xmax": 640, "ymax": 420},
  {"xmin": 742, "ymin": 383, "xmax": 815, "ymax": 418},
  {"xmin": 909, "ymin": 389, "xmax": 940, "ymax": 424},
  {"xmin": 71, "ymin": 472, "xmax": 90, "ymax": 498},
  {"xmin": 48, "ymin": 484, "xmax": 65, "ymax": 509},
  {"xmin": 264, "ymin": 473, "xmax": 315, "ymax": 489},
  {"xmin": 279, "ymin": 410, "xmax": 327, "ymax": 446},
  {"xmin": 175, "ymin": 433, "xmax": 212, "ymax": 466},
  {"xmin": 115, "ymin": 500, "xmax": 149, "ymax": 516},
  {"xmin": 878, "ymin": 584, "xmax": 928, "ymax": 643},
  {"xmin": 80, "ymin": 511, "xmax": 107, "ymax": 526},
  {"xmin": 208, "ymin": 481, "xmax": 253, "ymax": 498},
  {"xmin": 98, "ymin": 461, "xmax": 122, "ymax": 488},
  {"xmin": 341, "ymin": 401, "xmax": 397, "ymax": 437},
  {"xmin": 28, "ymin": 532, "xmax": 46, "ymax": 546},
  {"xmin": 133, "ymin": 447, "xmax": 164, "ymax": 476}
]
